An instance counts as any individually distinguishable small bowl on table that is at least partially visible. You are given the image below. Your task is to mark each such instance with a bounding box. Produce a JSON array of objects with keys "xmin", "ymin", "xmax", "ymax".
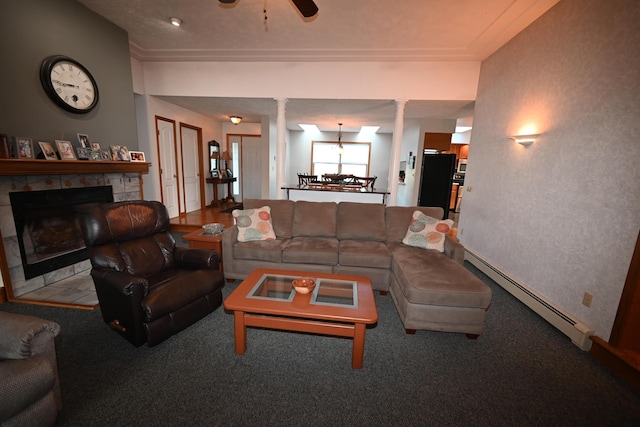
[
  {"xmin": 292, "ymin": 277, "xmax": 316, "ymax": 294},
  {"xmin": 202, "ymin": 223, "xmax": 224, "ymax": 235}
]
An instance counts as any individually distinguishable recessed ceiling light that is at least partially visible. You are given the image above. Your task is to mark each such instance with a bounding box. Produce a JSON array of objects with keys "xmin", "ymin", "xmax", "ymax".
[
  {"xmin": 170, "ymin": 17, "xmax": 182, "ymax": 27},
  {"xmin": 298, "ymin": 124, "xmax": 319, "ymax": 132}
]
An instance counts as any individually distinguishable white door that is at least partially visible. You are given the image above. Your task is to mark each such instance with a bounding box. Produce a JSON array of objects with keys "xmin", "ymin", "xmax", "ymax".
[
  {"xmin": 156, "ymin": 117, "xmax": 180, "ymax": 218},
  {"xmin": 241, "ymin": 136, "xmax": 262, "ymax": 200},
  {"xmin": 180, "ymin": 124, "xmax": 201, "ymax": 212}
]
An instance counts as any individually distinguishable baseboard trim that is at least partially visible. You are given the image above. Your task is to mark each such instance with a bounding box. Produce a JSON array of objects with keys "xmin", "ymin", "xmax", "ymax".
[{"xmin": 465, "ymin": 249, "xmax": 593, "ymax": 351}]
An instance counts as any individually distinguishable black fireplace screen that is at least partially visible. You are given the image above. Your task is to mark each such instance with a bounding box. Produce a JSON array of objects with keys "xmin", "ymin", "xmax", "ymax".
[{"xmin": 10, "ymin": 186, "xmax": 113, "ymax": 280}]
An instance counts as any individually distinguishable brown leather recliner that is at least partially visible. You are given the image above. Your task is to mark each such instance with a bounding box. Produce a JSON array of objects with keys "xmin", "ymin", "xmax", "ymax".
[{"xmin": 79, "ymin": 200, "xmax": 225, "ymax": 346}]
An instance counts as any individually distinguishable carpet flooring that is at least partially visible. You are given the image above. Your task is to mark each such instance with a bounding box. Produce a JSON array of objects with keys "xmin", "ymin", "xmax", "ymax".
[{"xmin": 1, "ymin": 263, "xmax": 639, "ymax": 426}]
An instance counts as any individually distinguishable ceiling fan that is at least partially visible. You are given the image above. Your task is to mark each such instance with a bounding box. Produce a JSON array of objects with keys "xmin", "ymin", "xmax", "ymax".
[{"xmin": 218, "ymin": 0, "xmax": 319, "ymax": 18}]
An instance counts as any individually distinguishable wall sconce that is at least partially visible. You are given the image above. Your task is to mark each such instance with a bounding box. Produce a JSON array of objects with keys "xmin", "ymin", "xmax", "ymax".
[
  {"xmin": 230, "ymin": 116, "xmax": 242, "ymax": 125},
  {"xmin": 509, "ymin": 134, "xmax": 539, "ymax": 146}
]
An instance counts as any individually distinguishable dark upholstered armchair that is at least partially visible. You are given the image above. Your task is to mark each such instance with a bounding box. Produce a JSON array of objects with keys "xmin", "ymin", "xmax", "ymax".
[
  {"xmin": 79, "ymin": 200, "xmax": 225, "ymax": 347},
  {"xmin": 0, "ymin": 311, "xmax": 62, "ymax": 427}
]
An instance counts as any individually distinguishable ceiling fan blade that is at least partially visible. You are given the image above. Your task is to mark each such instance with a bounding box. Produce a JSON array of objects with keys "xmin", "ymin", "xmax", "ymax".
[{"xmin": 291, "ymin": 0, "xmax": 319, "ymax": 18}]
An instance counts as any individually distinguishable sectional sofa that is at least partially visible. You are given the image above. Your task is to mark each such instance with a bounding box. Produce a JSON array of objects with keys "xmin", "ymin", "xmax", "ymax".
[{"xmin": 221, "ymin": 199, "xmax": 492, "ymax": 337}]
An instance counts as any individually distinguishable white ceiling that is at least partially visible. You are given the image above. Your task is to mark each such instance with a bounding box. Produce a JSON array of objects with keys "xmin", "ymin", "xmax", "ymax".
[{"xmin": 77, "ymin": 0, "xmax": 560, "ymax": 132}]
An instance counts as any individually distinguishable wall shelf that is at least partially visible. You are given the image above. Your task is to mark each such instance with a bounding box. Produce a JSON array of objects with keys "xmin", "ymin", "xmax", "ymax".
[{"xmin": 0, "ymin": 159, "xmax": 150, "ymax": 176}]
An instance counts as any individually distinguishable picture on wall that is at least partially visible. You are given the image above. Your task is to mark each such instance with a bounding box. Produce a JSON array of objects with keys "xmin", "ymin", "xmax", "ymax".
[
  {"xmin": 55, "ymin": 140, "xmax": 76, "ymax": 160},
  {"xmin": 129, "ymin": 151, "xmax": 145, "ymax": 162},
  {"xmin": 38, "ymin": 141, "xmax": 58, "ymax": 160},
  {"xmin": 110, "ymin": 145, "xmax": 131, "ymax": 161},
  {"xmin": 16, "ymin": 137, "xmax": 34, "ymax": 159}
]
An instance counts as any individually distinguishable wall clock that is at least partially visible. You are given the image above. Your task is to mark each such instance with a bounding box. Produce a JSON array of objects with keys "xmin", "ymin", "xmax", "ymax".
[{"xmin": 40, "ymin": 55, "xmax": 99, "ymax": 114}]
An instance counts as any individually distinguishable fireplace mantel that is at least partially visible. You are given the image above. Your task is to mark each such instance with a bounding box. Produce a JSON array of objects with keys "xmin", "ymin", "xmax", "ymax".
[{"xmin": 0, "ymin": 159, "xmax": 150, "ymax": 176}]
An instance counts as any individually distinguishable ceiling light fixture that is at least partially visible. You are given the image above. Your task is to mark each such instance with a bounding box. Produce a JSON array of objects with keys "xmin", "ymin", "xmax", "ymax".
[
  {"xmin": 170, "ymin": 17, "xmax": 182, "ymax": 27},
  {"xmin": 230, "ymin": 116, "xmax": 242, "ymax": 125},
  {"xmin": 337, "ymin": 123, "xmax": 344, "ymax": 154}
]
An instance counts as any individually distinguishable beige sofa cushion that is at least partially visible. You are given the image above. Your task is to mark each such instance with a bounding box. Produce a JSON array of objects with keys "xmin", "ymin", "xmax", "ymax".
[
  {"xmin": 243, "ymin": 199, "xmax": 295, "ymax": 238},
  {"xmin": 283, "ymin": 237, "xmax": 339, "ymax": 265},
  {"xmin": 292, "ymin": 201, "xmax": 337, "ymax": 237},
  {"xmin": 336, "ymin": 202, "xmax": 386, "ymax": 241},
  {"xmin": 339, "ymin": 240, "xmax": 391, "ymax": 268},
  {"xmin": 232, "ymin": 239, "xmax": 289, "ymax": 263},
  {"xmin": 385, "ymin": 206, "xmax": 444, "ymax": 242},
  {"xmin": 389, "ymin": 243, "xmax": 492, "ymax": 308}
]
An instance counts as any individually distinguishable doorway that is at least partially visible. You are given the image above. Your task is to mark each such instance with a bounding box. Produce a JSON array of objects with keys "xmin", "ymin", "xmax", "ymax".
[
  {"xmin": 155, "ymin": 116, "xmax": 180, "ymax": 218},
  {"xmin": 226, "ymin": 134, "xmax": 261, "ymax": 202},
  {"xmin": 179, "ymin": 123, "xmax": 204, "ymax": 212}
]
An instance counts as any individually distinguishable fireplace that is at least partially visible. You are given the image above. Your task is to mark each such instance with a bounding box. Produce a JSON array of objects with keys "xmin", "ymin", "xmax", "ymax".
[{"xmin": 10, "ymin": 186, "xmax": 113, "ymax": 280}]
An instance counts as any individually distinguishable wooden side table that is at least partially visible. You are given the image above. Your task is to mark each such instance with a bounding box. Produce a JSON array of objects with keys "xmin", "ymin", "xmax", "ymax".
[
  {"xmin": 182, "ymin": 229, "xmax": 224, "ymax": 273},
  {"xmin": 205, "ymin": 177, "xmax": 237, "ymax": 208}
]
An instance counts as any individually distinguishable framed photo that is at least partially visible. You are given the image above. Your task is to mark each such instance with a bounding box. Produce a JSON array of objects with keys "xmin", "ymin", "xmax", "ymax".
[
  {"xmin": 16, "ymin": 137, "xmax": 34, "ymax": 159},
  {"xmin": 110, "ymin": 145, "xmax": 131, "ymax": 161},
  {"xmin": 38, "ymin": 141, "xmax": 58, "ymax": 160},
  {"xmin": 89, "ymin": 149, "xmax": 101, "ymax": 160},
  {"xmin": 77, "ymin": 133, "xmax": 89, "ymax": 148},
  {"xmin": 100, "ymin": 149, "xmax": 113, "ymax": 160},
  {"xmin": 210, "ymin": 170, "xmax": 219, "ymax": 178},
  {"xmin": 226, "ymin": 168, "xmax": 233, "ymax": 178},
  {"xmin": 90, "ymin": 142, "xmax": 101, "ymax": 150},
  {"xmin": 55, "ymin": 140, "xmax": 76, "ymax": 160},
  {"xmin": 76, "ymin": 146, "xmax": 91, "ymax": 160},
  {"xmin": 129, "ymin": 151, "xmax": 146, "ymax": 162},
  {"xmin": 219, "ymin": 169, "xmax": 228, "ymax": 178}
]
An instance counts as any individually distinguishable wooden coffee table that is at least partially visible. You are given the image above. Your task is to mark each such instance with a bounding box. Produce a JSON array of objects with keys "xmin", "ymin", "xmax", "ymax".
[{"xmin": 223, "ymin": 268, "xmax": 378, "ymax": 368}]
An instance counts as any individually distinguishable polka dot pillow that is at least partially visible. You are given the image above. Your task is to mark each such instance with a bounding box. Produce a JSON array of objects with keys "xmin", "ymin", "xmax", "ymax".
[
  {"xmin": 232, "ymin": 206, "xmax": 276, "ymax": 242},
  {"xmin": 402, "ymin": 210, "xmax": 454, "ymax": 252}
]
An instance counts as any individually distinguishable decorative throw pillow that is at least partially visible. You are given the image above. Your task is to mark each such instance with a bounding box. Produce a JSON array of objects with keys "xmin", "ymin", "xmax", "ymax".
[
  {"xmin": 232, "ymin": 206, "xmax": 276, "ymax": 242},
  {"xmin": 402, "ymin": 211, "xmax": 454, "ymax": 252}
]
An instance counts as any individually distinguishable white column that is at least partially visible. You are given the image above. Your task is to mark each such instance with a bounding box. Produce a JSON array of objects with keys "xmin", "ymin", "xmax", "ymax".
[
  {"xmin": 387, "ymin": 99, "xmax": 407, "ymax": 206},
  {"xmin": 275, "ymin": 98, "xmax": 288, "ymax": 199}
]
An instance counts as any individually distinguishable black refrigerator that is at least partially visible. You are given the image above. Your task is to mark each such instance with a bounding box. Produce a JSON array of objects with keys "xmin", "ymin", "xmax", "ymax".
[{"xmin": 418, "ymin": 153, "xmax": 456, "ymax": 218}]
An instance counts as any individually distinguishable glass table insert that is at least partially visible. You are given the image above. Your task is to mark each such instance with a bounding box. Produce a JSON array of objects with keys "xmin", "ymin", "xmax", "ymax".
[{"xmin": 247, "ymin": 274, "xmax": 358, "ymax": 307}]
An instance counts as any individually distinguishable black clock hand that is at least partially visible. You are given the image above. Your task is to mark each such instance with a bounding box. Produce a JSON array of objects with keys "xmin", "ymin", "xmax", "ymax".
[{"xmin": 52, "ymin": 79, "xmax": 78, "ymax": 88}]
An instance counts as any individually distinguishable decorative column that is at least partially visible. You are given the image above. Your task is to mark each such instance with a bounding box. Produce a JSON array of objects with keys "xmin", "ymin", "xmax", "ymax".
[
  {"xmin": 275, "ymin": 98, "xmax": 288, "ymax": 199},
  {"xmin": 387, "ymin": 99, "xmax": 407, "ymax": 206}
]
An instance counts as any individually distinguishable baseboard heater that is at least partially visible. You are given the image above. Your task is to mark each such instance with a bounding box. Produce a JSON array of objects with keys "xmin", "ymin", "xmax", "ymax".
[{"xmin": 465, "ymin": 250, "xmax": 594, "ymax": 351}]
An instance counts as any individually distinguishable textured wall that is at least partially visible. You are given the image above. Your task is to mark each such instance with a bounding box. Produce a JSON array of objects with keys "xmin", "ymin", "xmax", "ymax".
[
  {"xmin": 0, "ymin": 0, "xmax": 137, "ymax": 150},
  {"xmin": 459, "ymin": 0, "xmax": 640, "ymax": 340}
]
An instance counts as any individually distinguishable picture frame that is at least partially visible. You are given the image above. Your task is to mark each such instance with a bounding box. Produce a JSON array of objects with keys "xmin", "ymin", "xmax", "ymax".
[
  {"xmin": 100, "ymin": 149, "xmax": 113, "ymax": 160},
  {"xmin": 55, "ymin": 140, "xmax": 76, "ymax": 160},
  {"xmin": 89, "ymin": 149, "xmax": 101, "ymax": 160},
  {"xmin": 210, "ymin": 170, "xmax": 219, "ymax": 178},
  {"xmin": 38, "ymin": 141, "xmax": 58, "ymax": 160},
  {"xmin": 110, "ymin": 145, "xmax": 131, "ymax": 161},
  {"xmin": 16, "ymin": 137, "xmax": 34, "ymax": 159},
  {"xmin": 90, "ymin": 142, "xmax": 101, "ymax": 150},
  {"xmin": 219, "ymin": 169, "xmax": 228, "ymax": 178},
  {"xmin": 226, "ymin": 168, "xmax": 233, "ymax": 178},
  {"xmin": 77, "ymin": 133, "xmax": 89, "ymax": 148},
  {"xmin": 129, "ymin": 150, "xmax": 146, "ymax": 162},
  {"xmin": 75, "ymin": 146, "xmax": 91, "ymax": 160}
]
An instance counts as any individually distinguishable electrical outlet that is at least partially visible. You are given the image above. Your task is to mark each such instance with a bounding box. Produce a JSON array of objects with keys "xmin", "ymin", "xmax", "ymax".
[{"xmin": 582, "ymin": 292, "xmax": 593, "ymax": 308}]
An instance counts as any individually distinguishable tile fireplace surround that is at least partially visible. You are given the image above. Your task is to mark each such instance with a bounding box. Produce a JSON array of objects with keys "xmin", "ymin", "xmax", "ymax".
[{"xmin": 0, "ymin": 159, "xmax": 150, "ymax": 302}]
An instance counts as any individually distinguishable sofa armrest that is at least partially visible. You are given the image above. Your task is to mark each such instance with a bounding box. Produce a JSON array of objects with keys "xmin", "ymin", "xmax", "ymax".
[
  {"xmin": 0, "ymin": 312, "xmax": 60, "ymax": 360},
  {"xmin": 444, "ymin": 235, "xmax": 465, "ymax": 265},
  {"xmin": 173, "ymin": 247, "xmax": 220, "ymax": 270}
]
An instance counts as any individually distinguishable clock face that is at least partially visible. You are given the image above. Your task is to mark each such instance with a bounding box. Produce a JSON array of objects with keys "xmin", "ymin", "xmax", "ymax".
[{"xmin": 40, "ymin": 56, "xmax": 99, "ymax": 114}]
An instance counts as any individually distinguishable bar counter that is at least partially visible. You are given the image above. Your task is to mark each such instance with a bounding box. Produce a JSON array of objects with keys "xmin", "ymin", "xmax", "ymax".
[{"xmin": 282, "ymin": 184, "xmax": 389, "ymax": 204}]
